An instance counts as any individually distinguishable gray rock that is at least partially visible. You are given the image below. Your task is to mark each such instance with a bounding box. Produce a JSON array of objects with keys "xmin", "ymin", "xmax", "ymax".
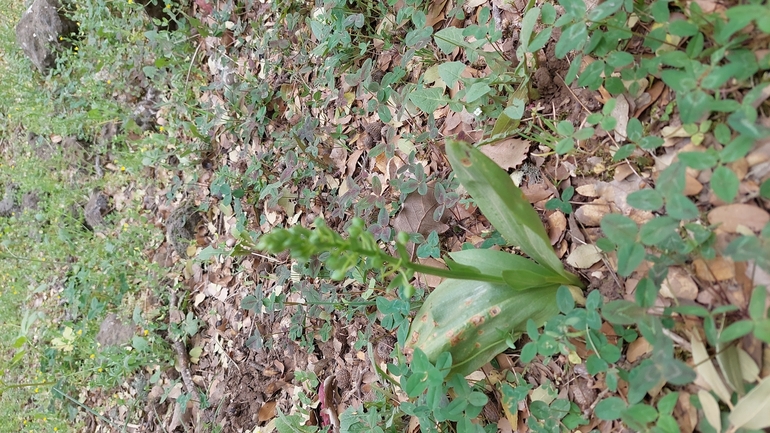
[
  {"xmin": 84, "ymin": 189, "xmax": 109, "ymax": 229},
  {"xmin": 22, "ymin": 191, "xmax": 40, "ymax": 211},
  {"xmin": 0, "ymin": 183, "xmax": 19, "ymax": 217},
  {"xmin": 15, "ymin": 0, "xmax": 78, "ymax": 74}
]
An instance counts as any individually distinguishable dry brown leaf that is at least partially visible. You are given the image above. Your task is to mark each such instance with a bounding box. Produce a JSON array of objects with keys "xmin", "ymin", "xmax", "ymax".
[
  {"xmin": 708, "ymin": 204, "xmax": 770, "ymax": 233},
  {"xmin": 521, "ymin": 183, "xmax": 553, "ymax": 204},
  {"xmin": 416, "ymin": 258, "xmax": 447, "ymax": 288},
  {"xmin": 633, "ymin": 80, "xmax": 666, "ymax": 118},
  {"xmin": 746, "ymin": 139, "xmax": 770, "ymax": 167},
  {"xmin": 613, "ymin": 164, "xmax": 635, "ymax": 181},
  {"xmin": 546, "ymin": 211, "xmax": 567, "ymax": 245},
  {"xmin": 576, "ymin": 184, "xmax": 599, "ymax": 197},
  {"xmin": 683, "ymin": 174, "xmax": 703, "ymax": 196},
  {"xmin": 258, "ymin": 400, "xmax": 277, "ymax": 422},
  {"xmin": 565, "ymin": 244, "xmax": 603, "ymax": 269},
  {"xmin": 676, "ymin": 392, "xmax": 698, "ymax": 433},
  {"xmin": 692, "ymin": 256, "xmax": 735, "ymax": 282},
  {"xmin": 612, "ymin": 94, "xmax": 630, "ymax": 142},
  {"xmin": 575, "ymin": 200, "xmax": 612, "ymax": 226},
  {"xmin": 660, "ymin": 267, "xmax": 698, "ymax": 300},
  {"xmin": 479, "ymin": 139, "xmax": 530, "ymax": 170},
  {"xmin": 627, "ymin": 337, "xmax": 652, "ymax": 363},
  {"xmin": 426, "ymin": 0, "xmax": 449, "ymax": 27},
  {"xmin": 392, "ymin": 186, "xmax": 450, "ymax": 239}
]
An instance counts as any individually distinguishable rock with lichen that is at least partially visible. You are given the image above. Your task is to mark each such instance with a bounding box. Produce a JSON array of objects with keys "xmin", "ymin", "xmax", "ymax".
[{"xmin": 166, "ymin": 201, "xmax": 202, "ymax": 258}]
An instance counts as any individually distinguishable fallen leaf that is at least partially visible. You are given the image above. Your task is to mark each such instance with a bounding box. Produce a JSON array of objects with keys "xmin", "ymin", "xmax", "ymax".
[
  {"xmin": 708, "ymin": 204, "xmax": 770, "ymax": 233},
  {"xmin": 692, "ymin": 256, "xmax": 735, "ymax": 282},
  {"xmin": 546, "ymin": 211, "xmax": 567, "ymax": 245},
  {"xmin": 416, "ymin": 258, "xmax": 447, "ymax": 288},
  {"xmin": 574, "ymin": 199, "xmax": 612, "ymax": 226},
  {"xmin": 258, "ymin": 400, "xmax": 277, "ymax": 422},
  {"xmin": 565, "ymin": 244, "xmax": 603, "ymax": 269},
  {"xmin": 698, "ymin": 390, "xmax": 721, "ymax": 432},
  {"xmin": 612, "ymin": 94, "xmax": 630, "ymax": 142},
  {"xmin": 626, "ymin": 336, "xmax": 652, "ymax": 363},
  {"xmin": 392, "ymin": 186, "xmax": 450, "ymax": 237},
  {"xmin": 660, "ymin": 267, "xmax": 698, "ymax": 300},
  {"xmin": 479, "ymin": 138, "xmax": 530, "ymax": 170},
  {"xmin": 690, "ymin": 332, "xmax": 733, "ymax": 405}
]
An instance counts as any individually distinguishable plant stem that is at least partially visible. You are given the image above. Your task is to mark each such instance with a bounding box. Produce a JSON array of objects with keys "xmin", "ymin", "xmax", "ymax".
[{"xmin": 347, "ymin": 244, "xmax": 507, "ymax": 285}]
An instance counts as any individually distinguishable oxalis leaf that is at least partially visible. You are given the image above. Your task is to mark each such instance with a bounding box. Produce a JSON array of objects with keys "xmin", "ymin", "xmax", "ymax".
[{"xmin": 446, "ymin": 139, "xmax": 581, "ymax": 286}]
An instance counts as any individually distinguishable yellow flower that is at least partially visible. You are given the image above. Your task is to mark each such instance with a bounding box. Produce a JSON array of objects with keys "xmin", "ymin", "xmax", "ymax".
[
  {"xmin": 90, "ymin": 354, "xmax": 95, "ymax": 359},
  {"xmin": 143, "ymin": 329, "xmax": 149, "ymax": 336},
  {"xmin": 121, "ymin": 166, "xmax": 126, "ymax": 171},
  {"xmin": 77, "ymin": 329, "xmax": 82, "ymax": 335}
]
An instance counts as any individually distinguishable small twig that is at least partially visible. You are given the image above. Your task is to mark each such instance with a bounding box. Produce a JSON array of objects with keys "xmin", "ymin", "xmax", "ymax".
[
  {"xmin": 662, "ymin": 328, "xmax": 691, "ymax": 352},
  {"xmin": 52, "ymin": 387, "xmax": 119, "ymax": 428},
  {"xmin": 185, "ymin": 42, "xmax": 202, "ymax": 88},
  {"xmin": 168, "ymin": 290, "xmax": 196, "ymax": 395}
]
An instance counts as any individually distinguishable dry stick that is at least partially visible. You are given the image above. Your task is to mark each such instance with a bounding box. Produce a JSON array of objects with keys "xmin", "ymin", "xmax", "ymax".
[
  {"xmin": 168, "ymin": 290, "xmax": 196, "ymax": 395},
  {"xmin": 185, "ymin": 42, "xmax": 202, "ymax": 88}
]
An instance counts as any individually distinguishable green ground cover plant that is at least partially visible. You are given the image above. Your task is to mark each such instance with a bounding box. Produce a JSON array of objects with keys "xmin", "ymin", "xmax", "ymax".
[{"xmin": 2, "ymin": 0, "xmax": 770, "ymax": 431}]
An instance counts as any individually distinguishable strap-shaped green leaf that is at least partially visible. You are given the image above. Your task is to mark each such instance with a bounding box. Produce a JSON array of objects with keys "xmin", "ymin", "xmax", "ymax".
[
  {"xmin": 407, "ymin": 278, "xmax": 559, "ymax": 377},
  {"xmin": 446, "ymin": 139, "xmax": 581, "ymax": 286},
  {"xmin": 448, "ymin": 249, "xmax": 564, "ymax": 290}
]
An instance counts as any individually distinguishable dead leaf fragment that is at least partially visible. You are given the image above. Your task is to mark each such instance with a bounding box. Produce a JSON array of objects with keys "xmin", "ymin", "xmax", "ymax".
[
  {"xmin": 258, "ymin": 400, "xmax": 277, "ymax": 422},
  {"xmin": 698, "ymin": 390, "xmax": 721, "ymax": 432},
  {"xmin": 479, "ymin": 139, "xmax": 530, "ymax": 170},
  {"xmin": 565, "ymin": 244, "xmax": 603, "ymax": 269},
  {"xmin": 692, "ymin": 257, "xmax": 735, "ymax": 282},
  {"xmin": 626, "ymin": 336, "xmax": 652, "ymax": 363},
  {"xmin": 708, "ymin": 204, "xmax": 770, "ymax": 233},
  {"xmin": 392, "ymin": 186, "xmax": 450, "ymax": 237},
  {"xmin": 546, "ymin": 211, "xmax": 567, "ymax": 245},
  {"xmin": 660, "ymin": 267, "xmax": 698, "ymax": 300},
  {"xmin": 574, "ymin": 200, "xmax": 612, "ymax": 226}
]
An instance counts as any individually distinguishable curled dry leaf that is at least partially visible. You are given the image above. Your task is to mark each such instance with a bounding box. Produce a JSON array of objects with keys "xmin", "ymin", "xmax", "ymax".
[{"xmin": 546, "ymin": 211, "xmax": 567, "ymax": 245}]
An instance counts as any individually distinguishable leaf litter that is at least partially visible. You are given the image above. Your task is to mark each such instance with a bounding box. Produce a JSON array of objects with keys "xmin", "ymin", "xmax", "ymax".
[{"xmin": 34, "ymin": 0, "xmax": 770, "ymax": 431}]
